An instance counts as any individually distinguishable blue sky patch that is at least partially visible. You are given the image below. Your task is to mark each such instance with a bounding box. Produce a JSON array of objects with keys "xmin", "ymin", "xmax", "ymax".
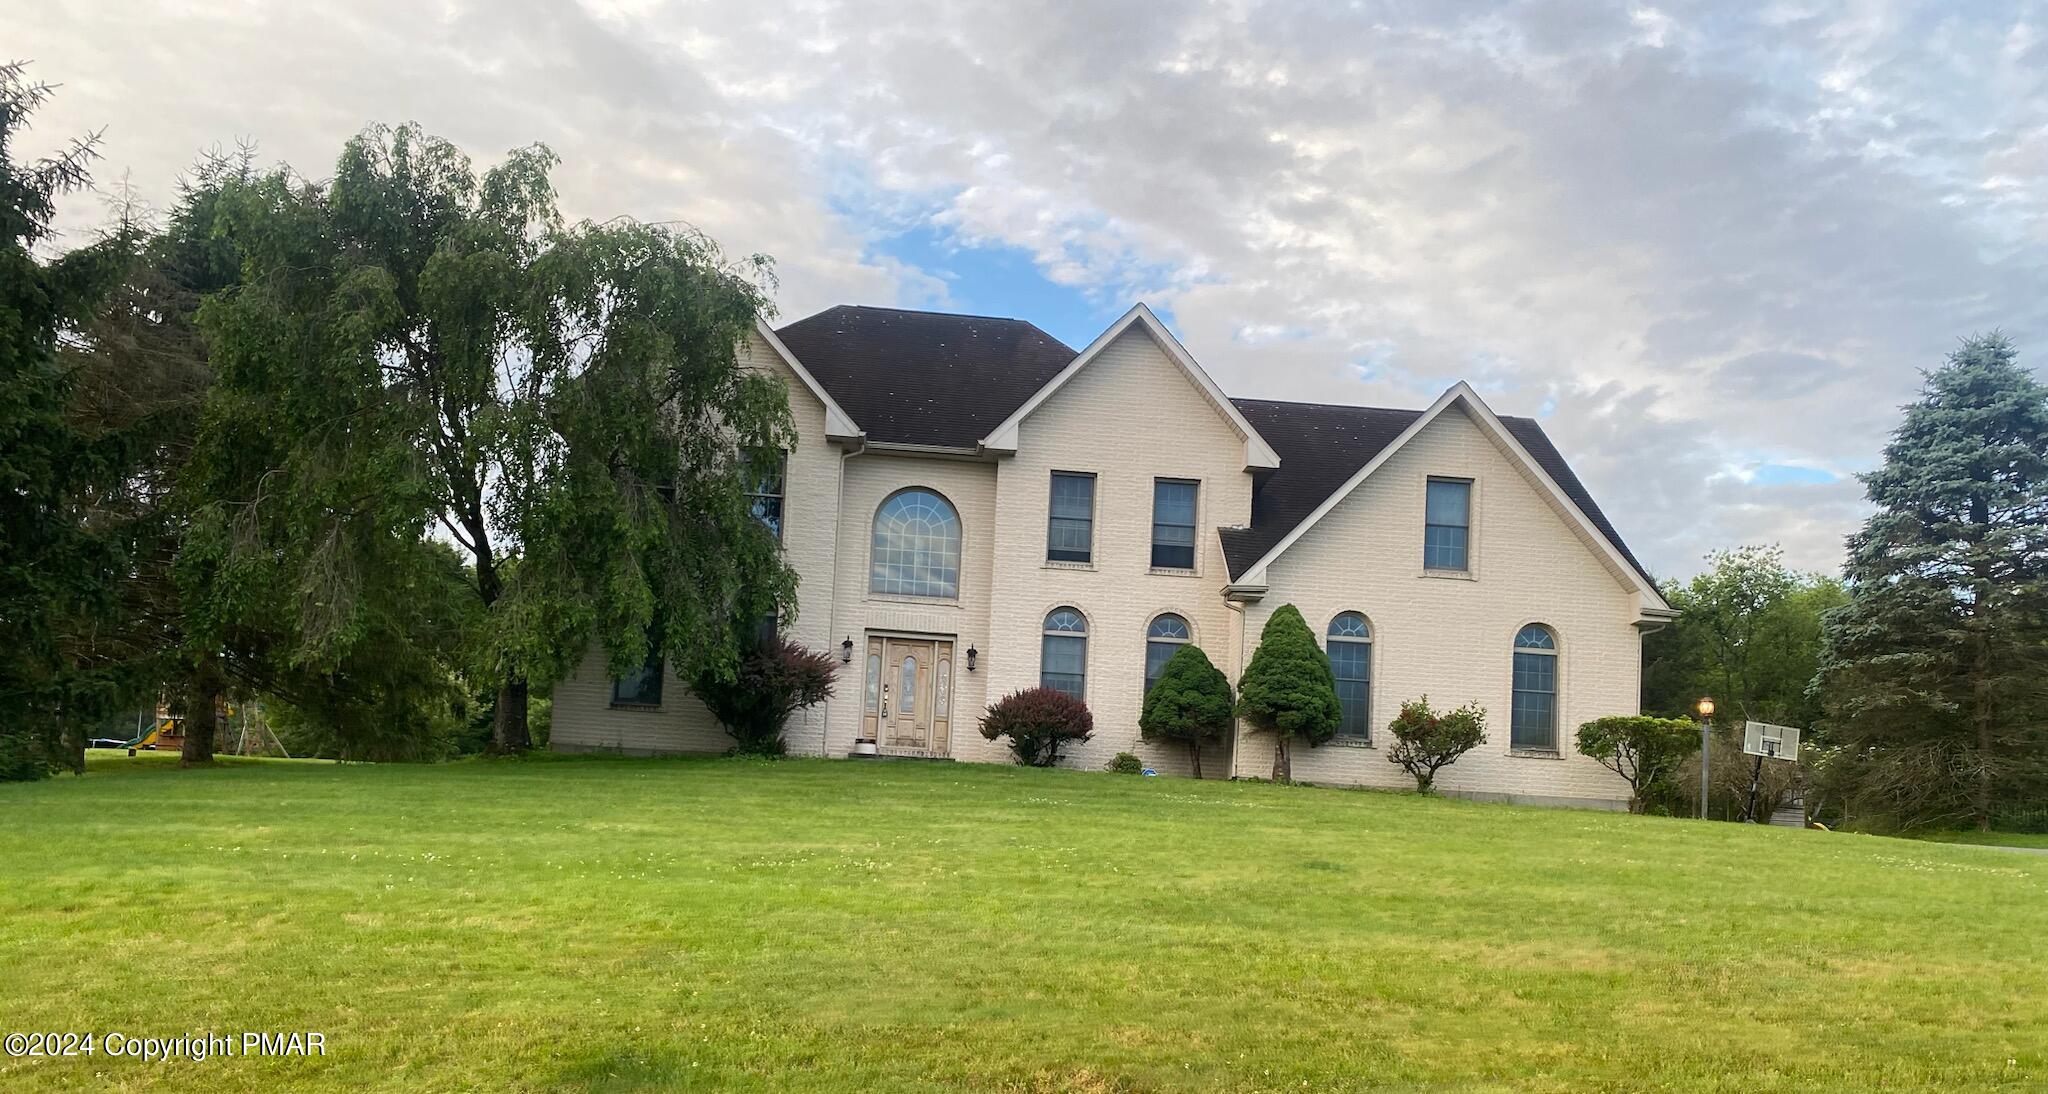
[
  {"xmin": 868, "ymin": 222, "xmax": 1124, "ymax": 349},
  {"xmin": 1750, "ymin": 463, "xmax": 1840, "ymax": 486}
]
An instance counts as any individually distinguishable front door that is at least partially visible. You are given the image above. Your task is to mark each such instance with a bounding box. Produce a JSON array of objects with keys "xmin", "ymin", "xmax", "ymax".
[{"xmin": 861, "ymin": 636, "xmax": 954, "ymax": 756}]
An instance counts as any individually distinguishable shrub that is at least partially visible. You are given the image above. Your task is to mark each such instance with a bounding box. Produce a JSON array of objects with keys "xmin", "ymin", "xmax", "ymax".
[
  {"xmin": 1106, "ymin": 751, "xmax": 1144, "ymax": 775},
  {"xmin": 979, "ymin": 686, "xmax": 1093, "ymax": 767},
  {"xmin": 1235, "ymin": 604, "xmax": 1340, "ymax": 782},
  {"xmin": 1385, "ymin": 696, "xmax": 1487, "ymax": 793},
  {"xmin": 694, "ymin": 638, "xmax": 838, "ymax": 756},
  {"xmin": 1576, "ymin": 715, "xmax": 1698, "ymax": 813},
  {"xmin": 1139, "ymin": 644, "xmax": 1234, "ymax": 779}
]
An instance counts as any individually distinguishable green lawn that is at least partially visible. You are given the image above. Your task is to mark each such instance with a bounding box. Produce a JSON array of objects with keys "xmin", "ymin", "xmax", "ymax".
[
  {"xmin": 1925, "ymin": 830, "xmax": 2048, "ymax": 850},
  {"xmin": 3, "ymin": 754, "xmax": 2043, "ymax": 1092}
]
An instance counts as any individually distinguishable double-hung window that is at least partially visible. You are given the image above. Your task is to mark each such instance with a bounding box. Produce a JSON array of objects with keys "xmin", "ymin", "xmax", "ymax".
[
  {"xmin": 1328, "ymin": 613, "xmax": 1372, "ymax": 740},
  {"xmin": 1151, "ymin": 479, "xmax": 1198, "ymax": 570},
  {"xmin": 1424, "ymin": 478, "xmax": 1470, "ymax": 571},
  {"xmin": 1041, "ymin": 608, "xmax": 1088, "ymax": 699},
  {"xmin": 1047, "ymin": 472, "xmax": 1095, "ymax": 563},
  {"xmin": 1144, "ymin": 614, "xmax": 1192, "ymax": 694},
  {"xmin": 748, "ymin": 452, "xmax": 786, "ymax": 540},
  {"xmin": 611, "ymin": 626, "xmax": 665, "ymax": 707},
  {"xmin": 1511, "ymin": 624, "xmax": 1559, "ymax": 751}
]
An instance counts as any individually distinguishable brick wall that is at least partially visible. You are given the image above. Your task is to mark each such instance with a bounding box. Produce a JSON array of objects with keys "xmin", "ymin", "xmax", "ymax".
[
  {"xmin": 1233, "ymin": 404, "xmax": 1643, "ymax": 808},
  {"xmin": 981, "ymin": 324, "xmax": 1255, "ymax": 776}
]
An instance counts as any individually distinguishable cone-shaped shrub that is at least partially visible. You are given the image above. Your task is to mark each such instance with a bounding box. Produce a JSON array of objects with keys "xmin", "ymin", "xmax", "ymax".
[
  {"xmin": 1139, "ymin": 644, "xmax": 1234, "ymax": 779},
  {"xmin": 1235, "ymin": 604, "xmax": 1339, "ymax": 781}
]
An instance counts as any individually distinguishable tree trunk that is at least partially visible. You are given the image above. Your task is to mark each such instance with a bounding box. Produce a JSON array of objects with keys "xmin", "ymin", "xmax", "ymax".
[
  {"xmin": 182, "ymin": 667, "xmax": 219, "ymax": 766},
  {"xmin": 1189, "ymin": 740, "xmax": 1202, "ymax": 780},
  {"xmin": 1973, "ymin": 666, "xmax": 1994, "ymax": 832},
  {"xmin": 1271, "ymin": 734, "xmax": 1290, "ymax": 783},
  {"xmin": 61, "ymin": 720, "xmax": 87, "ymax": 773},
  {"xmin": 492, "ymin": 675, "xmax": 532, "ymax": 754}
]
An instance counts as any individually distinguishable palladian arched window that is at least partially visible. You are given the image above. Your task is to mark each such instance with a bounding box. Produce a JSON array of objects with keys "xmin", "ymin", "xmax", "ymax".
[
  {"xmin": 1041, "ymin": 608, "xmax": 1088, "ymax": 699},
  {"xmin": 1511, "ymin": 624, "xmax": 1558, "ymax": 751},
  {"xmin": 1144, "ymin": 613, "xmax": 1192, "ymax": 694},
  {"xmin": 870, "ymin": 488, "xmax": 961, "ymax": 598},
  {"xmin": 1328, "ymin": 612, "xmax": 1372, "ymax": 740}
]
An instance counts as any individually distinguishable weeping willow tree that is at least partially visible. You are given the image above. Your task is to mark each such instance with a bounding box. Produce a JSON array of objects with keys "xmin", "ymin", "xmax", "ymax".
[{"xmin": 182, "ymin": 124, "xmax": 795, "ymax": 753}]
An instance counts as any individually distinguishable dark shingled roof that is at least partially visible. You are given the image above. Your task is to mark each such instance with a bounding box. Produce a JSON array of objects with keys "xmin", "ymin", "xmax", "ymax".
[
  {"xmin": 775, "ymin": 305, "xmax": 1076, "ymax": 448},
  {"xmin": 770, "ymin": 304, "xmax": 1653, "ymax": 592},
  {"xmin": 1222, "ymin": 398, "xmax": 1657, "ymax": 590}
]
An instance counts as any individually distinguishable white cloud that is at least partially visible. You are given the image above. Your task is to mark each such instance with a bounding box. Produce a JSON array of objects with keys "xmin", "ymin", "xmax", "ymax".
[{"xmin": 19, "ymin": 0, "xmax": 2048, "ymax": 577}]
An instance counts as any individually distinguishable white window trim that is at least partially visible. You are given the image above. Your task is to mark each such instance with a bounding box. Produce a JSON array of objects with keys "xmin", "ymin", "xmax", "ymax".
[
  {"xmin": 1149, "ymin": 476, "xmax": 1203, "ymax": 576},
  {"xmin": 1046, "ymin": 469, "xmax": 1099, "ymax": 568},
  {"xmin": 1325, "ymin": 611, "xmax": 1375, "ymax": 745},
  {"xmin": 1507, "ymin": 620, "xmax": 1562, "ymax": 756},
  {"xmin": 1420, "ymin": 474, "xmax": 1478, "ymax": 580},
  {"xmin": 866, "ymin": 485, "xmax": 966, "ymax": 602}
]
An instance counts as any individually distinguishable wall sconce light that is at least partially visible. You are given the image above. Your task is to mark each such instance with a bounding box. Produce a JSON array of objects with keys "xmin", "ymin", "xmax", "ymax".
[
  {"xmin": 840, "ymin": 636, "xmax": 854, "ymax": 664},
  {"xmin": 966, "ymin": 644, "xmax": 978, "ymax": 672}
]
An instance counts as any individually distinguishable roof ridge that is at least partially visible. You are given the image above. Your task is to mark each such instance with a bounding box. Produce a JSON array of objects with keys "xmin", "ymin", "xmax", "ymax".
[
  {"xmin": 1232, "ymin": 395, "xmax": 1422, "ymax": 414},
  {"xmin": 801, "ymin": 302, "xmax": 1051, "ymax": 328}
]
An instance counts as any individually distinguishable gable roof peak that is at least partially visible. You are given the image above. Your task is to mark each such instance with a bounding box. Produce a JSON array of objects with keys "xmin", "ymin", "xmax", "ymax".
[
  {"xmin": 1225, "ymin": 378, "xmax": 1668, "ymax": 613},
  {"xmin": 979, "ymin": 302, "xmax": 1281, "ymax": 469}
]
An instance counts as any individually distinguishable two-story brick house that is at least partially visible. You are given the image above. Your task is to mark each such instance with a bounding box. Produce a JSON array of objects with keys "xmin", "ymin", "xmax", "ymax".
[{"xmin": 551, "ymin": 303, "xmax": 1677, "ymax": 809}]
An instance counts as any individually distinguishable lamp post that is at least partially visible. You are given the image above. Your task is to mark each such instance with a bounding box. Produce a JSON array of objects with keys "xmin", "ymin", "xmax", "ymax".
[{"xmin": 1696, "ymin": 696, "xmax": 1716, "ymax": 821}]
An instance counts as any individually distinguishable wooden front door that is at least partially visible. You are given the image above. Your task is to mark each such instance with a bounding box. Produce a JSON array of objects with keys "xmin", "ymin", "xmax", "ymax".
[{"xmin": 860, "ymin": 636, "xmax": 954, "ymax": 756}]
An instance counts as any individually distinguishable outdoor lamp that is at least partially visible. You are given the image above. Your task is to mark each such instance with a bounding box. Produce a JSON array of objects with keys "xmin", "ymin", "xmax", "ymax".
[
  {"xmin": 840, "ymin": 636, "xmax": 853, "ymax": 664},
  {"xmin": 1695, "ymin": 697, "xmax": 1715, "ymax": 820},
  {"xmin": 966, "ymin": 645, "xmax": 978, "ymax": 672}
]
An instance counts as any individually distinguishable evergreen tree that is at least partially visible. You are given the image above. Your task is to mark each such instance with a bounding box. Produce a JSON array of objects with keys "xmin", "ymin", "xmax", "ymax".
[
  {"xmin": 1235, "ymin": 604, "xmax": 1339, "ymax": 782},
  {"xmin": 1815, "ymin": 334, "xmax": 2048, "ymax": 830},
  {"xmin": 0, "ymin": 64, "xmax": 138, "ymax": 780},
  {"xmin": 1138, "ymin": 643, "xmax": 1233, "ymax": 778},
  {"xmin": 63, "ymin": 150, "xmax": 254, "ymax": 765}
]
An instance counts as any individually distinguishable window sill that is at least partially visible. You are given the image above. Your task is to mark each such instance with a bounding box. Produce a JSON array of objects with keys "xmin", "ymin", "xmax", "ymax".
[
  {"xmin": 1148, "ymin": 567, "xmax": 1200, "ymax": 578},
  {"xmin": 1418, "ymin": 568, "xmax": 1476, "ymax": 581},
  {"xmin": 610, "ymin": 702, "xmax": 664, "ymax": 713},
  {"xmin": 864, "ymin": 593, "xmax": 963, "ymax": 607},
  {"xmin": 1327, "ymin": 736, "xmax": 1375, "ymax": 749},
  {"xmin": 1043, "ymin": 560, "xmax": 1096, "ymax": 572},
  {"xmin": 1507, "ymin": 747, "xmax": 1562, "ymax": 759}
]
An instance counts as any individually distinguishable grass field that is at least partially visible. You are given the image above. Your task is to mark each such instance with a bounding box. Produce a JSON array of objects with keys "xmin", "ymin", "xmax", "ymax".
[
  {"xmin": 1925, "ymin": 830, "xmax": 2048, "ymax": 850},
  {"xmin": 3, "ymin": 753, "xmax": 2044, "ymax": 1092}
]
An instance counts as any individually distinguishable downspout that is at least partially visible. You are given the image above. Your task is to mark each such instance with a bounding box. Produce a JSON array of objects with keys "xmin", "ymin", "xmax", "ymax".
[
  {"xmin": 820, "ymin": 436, "xmax": 865, "ymax": 756},
  {"xmin": 1212, "ymin": 602, "xmax": 1245, "ymax": 782}
]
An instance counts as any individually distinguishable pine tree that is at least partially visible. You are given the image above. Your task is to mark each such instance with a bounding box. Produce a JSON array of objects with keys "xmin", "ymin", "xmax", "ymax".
[
  {"xmin": 0, "ymin": 64, "xmax": 138, "ymax": 780},
  {"xmin": 1815, "ymin": 334, "xmax": 2048, "ymax": 830},
  {"xmin": 1235, "ymin": 604, "xmax": 1340, "ymax": 782},
  {"xmin": 1138, "ymin": 643, "xmax": 1233, "ymax": 778}
]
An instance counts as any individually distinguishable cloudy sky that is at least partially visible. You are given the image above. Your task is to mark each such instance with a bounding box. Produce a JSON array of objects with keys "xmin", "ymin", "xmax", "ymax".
[{"xmin": 20, "ymin": 1, "xmax": 2048, "ymax": 578}]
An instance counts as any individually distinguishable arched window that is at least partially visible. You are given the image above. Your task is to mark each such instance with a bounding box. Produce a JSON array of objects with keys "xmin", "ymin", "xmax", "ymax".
[
  {"xmin": 870, "ymin": 488, "xmax": 961, "ymax": 598},
  {"xmin": 1041, "ymin": 607, "xmax": 1088, "ymax": 699},
  {"xmin": 1144, "ymin": 614, "xmax": 1192, "ymax": 694},
  {"xmin": 1328, "ymin": 612, "xmax": 1372, "ymax": 740},
  {"xmin": 1512, "ymin": 624, "xmax": 1558, "ymax": 751}
]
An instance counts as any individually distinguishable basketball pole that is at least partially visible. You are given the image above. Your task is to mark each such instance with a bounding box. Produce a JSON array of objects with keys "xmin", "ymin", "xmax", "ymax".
[{"xmin": 1743, "ymin": 753, "xmax": 1764, "ymax": 823}]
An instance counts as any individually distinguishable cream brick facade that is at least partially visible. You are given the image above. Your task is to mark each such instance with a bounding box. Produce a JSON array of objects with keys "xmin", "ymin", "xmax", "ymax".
[
  {"xmin": 1231, "ymin": 405, "xmax": 1645, "ymax": 809},
  {"xmin": 983, "ymin": 325, "xmax": 1252, "ymax": 777},
  {"xmin": 552, "ymin": 306, "xmax": 1668, "ymax": 810}
]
